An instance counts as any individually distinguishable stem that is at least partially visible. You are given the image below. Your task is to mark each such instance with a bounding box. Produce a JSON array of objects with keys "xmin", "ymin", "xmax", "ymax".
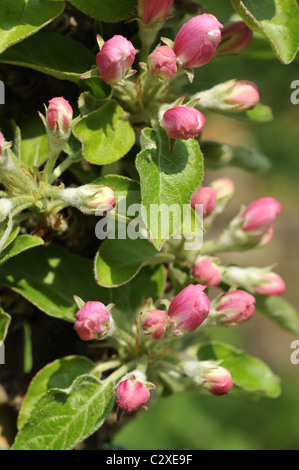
[
  {"xmin": 0, "ymin": 213, "xmax": 13, "ymax": 253},
  {"xmin": 103, "ymin": 359, "xmax": 138, "ymax": 385},
  {"xmin": 48, "ymin": 154, "xmax": 78, "ymax": 185},
  {"xmin": 91, "ymin": 359, "xmax": 123, "ymax": 377},
  {"xmin": 113, "ymin": 326, "xmax": 135, "ymax": 348},
  {"xmin": 41, "ymin": 141, "xmax": 66, "ymax": 183}
]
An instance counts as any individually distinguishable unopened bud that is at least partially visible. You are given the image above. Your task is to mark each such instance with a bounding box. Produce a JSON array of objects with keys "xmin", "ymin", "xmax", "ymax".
[
  {"xmin": 217, "ymin": 21, "xmax": 253, "ymax": 56},
  {"xmin": 74, "ymin": 301, "xmax": 114, "ymax": 341},
  {"xmin": 61, "ymin": 185, "xmax": 116, "ymax": 215},
  {"xmin": 203, "ymin": 366, "xmax": 233, "ymax": 396},
  {"xmin": 191, "ymin": 186, "xmax": 216, "ymax": 218},
  {"xmin": 193, "ymin": 257, "xmax": 221, "ymax": 287},
  {"xmin": 141, "ymin": 309, "xmax": 167, "ymax": 340},
  {"xmin": 96, "ymin": 35, "xmax": 137, "ymax": 83},
  {"xmin": 223, "ymin": 80, "xmax": 260, "ymax": 112},
  {"xmin": 137, "ymin": 0, "xmax": 174, "ymax": 25},
  {"xmin": 115, "ymin": 371, "xmax": 156, "ymax": 413},
  {"xmin": 46, "ymin": 97, "xmax": 73, "ymax": 138},
  {"xmin": 211, "ymin": 290, "xmax": 256, "ymax": 326},
  {"xmin": 161, "ymin": 105, "xmax": 206, "ymax": 140},
  {"xmin": 148, "ymin": 45, "xmax": 177, "ymax": 81}
]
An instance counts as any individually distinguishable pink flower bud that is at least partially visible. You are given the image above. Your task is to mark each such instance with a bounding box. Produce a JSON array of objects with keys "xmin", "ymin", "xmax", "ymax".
[
  {"xmin": 214, "ymin": 290, "xmax": 256, "ymax": 325},
  {"xmin": 210, "ymin": 178, "xmax": 235, "ymax": 203},
  {"xmin": 193, "ymin": 257, "xmax": 221, "ymax": 287},
  {"xmin": 173, "ymin": 14, "xmax": 223, "ymax": 69},
  {"xmin": 137, "ymin": 0, "xmax": 174, "ymax": 24},
  {"xmin": 217, "ymin": 21, "xmax": 253, "ymax": 56},
  {"xmin": 0, "ymin": 133, "xmax": 4, "ymax": 156},
  {"xmin": 239, "ymin": 197, "xmax": 282, "ymax": 233},
  {"xmin": 77, "ymin": 185, "xmax": 116, "ymax": 215},
  {"xmin": 223, "ymin": 80, "xmax": 260, "ymax": 112},
  {"xmin": 148, "ymin": 45, "xmax": 177, "ymax": 81},
  {"xmin": 74, "ymin": 301, "xmax": 113, "ymax": 341},
  {"xmin": 203, "ymin": 366, "xmax": 233, "ymax": 396},
  {"xmin": 141, "ymin": 309, "xmax": 167, "ymax": 340},
  {"xmin": 253, "ymin": 272, "xmax": 286, "ymax": 296},
  {"xmin": 168, "ymin": 284, "xmax": 210, "ymax": 334},
  {"xmin": 47, "ymin": 97, "xmax": 73, "ymax": 135},
  {"xmin": 116, "ymin": 377, "xmax": 153, "ymax": 413},
  {"xmin": 191, "ymin": 186, "xmax": 217, "ymax": 217},
  {"xmin": 161, "ymin": 106, "xmax": 206, "ymax": 140},
  {"xmin": 96, "ymin": 35, "xmax": 137, "ymax": 83}
]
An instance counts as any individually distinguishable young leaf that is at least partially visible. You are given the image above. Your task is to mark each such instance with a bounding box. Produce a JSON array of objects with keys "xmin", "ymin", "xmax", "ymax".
[
  {"xmin": 255, "ymin": 295, "xmax": 299, "ymax": 336},
  {"xmin": 0, "ymin": 306, "xmax": 11, "ymax": 346},
  {"xmin": 95, "ymin": 237, "xmax": 174, "ymax": 287},
  {"xmin": 18, "ymin": 356, "xmax": 95, "ymax": 430},
  {"xmin": 0, "ymin": 0, "xmax": 64, "ymax": 53},
  {"xmin": 0, "ymin": 244, "xmax": 110, "ymax": 322},
  {"xmin": 197, "ymin": 341, "xmax": 281, "ymax": 398},
  {"xmin": 64, "ymin": 0, "xmax": 137, "ymax": 23},
  {"xmin": 0, "ymin": 31, "xmax": 96, "ymax": 83},
  {"xmin": 136, "ymin": 127, "xmax": 204, "ymax": 250},
  {"xmin": 231, "ymin": 0, "xmax": 299, "ymax": 64},
  {"xmin": 0, "ymin": 235, "xmax": 44, "ymax": 265},
  {"xmin": 12, "ymin": 375, "xmax": 114, "ymax": 450},
  {"xmin": 73, "ymin": 101, "xmax": 136, "ymax": 165}
]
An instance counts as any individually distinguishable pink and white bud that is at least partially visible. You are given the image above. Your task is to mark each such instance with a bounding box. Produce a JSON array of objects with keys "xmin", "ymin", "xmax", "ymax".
[
  {"xmin": 61, "ymin": 185, "xmax": 116, "ymax": 215},
  {"xmin": 193, "ymin": 257, "xmax": 222, "ymax": 287},
  {"xmin": 116, "ymin": 374, "xmax": 155, "ymax": 413},
  {"xmin": 239, "ymin": 197, "xmax": 282, "ymax": 233},
  {"xmin": 148, "ymin": 45, "xmax": 177, "ymax": 81},
  {"xmin": 137, "ymin": 0, "xmax": 174, "ymax": 24},
  {"xmin": 213, "ymin": 290, "xmax": 256, "ymax": 325},
  {"xmin": 173, "ymin": 14, "xmax": 223, "ymax": 69},
  {"xmin": 168, "ymin": 284, "xmax": 210, "ymax": 334},
  {"xmin": 210, "ymin": 178, "xmax": 235, "ymax": 204},
  {"xmin": 161, "ymin": 106, "xmax": 206, "ymax": 140},
  {"xmin": 253, "ymin": 272, "xmax": 286, "ymax": 296},
  {"xmin": 217, "ymin": 21, "xmax": 253, "ymax": 56},
  {"xmin": 223, "ymin": 80, "xmax": 260, "ymax": 112},
  {"xmin": 191, "ymin": 186, "xmax": 217, "ymax": 218},
  {"xmin": 203, "ymin": 366, "xmax": 233, "ymax": 396},
  {"xmin": 96, "ymin": 35, "xmax": 137, "ymax": 83},
  {"xmin": 74, "ymin": 301, "xmax": 114, "ymax": 341},
  {"xmin": 46, "ymin": 97, "xmax": 73, "ymax": 136},
  {"xmin": 141, "ymin": 309, "xmax": 167, "ymax": 340}
]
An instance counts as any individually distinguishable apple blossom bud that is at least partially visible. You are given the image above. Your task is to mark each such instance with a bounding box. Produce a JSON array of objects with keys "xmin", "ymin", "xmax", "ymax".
[
  {"xmin": 210, "ymin": 178, "xmax": 235, "ymax": 204},
  {"xmin": 148, "ymin": 45, "xmax": 177, "ymax": 81},
  {"xmin": 161, "ymin": 106, "xmax": 206, "ymax": 140},
  {"xmin": 74, "ymin": 301, "xmax": 114, "ymax": 341},
  {"xmin": 253, "ymin": 272, "xmax": 286, "ymax": 296},
  {"xmin": 96, "ymin": 35, "xmax": 137, "ymax": 83},
  {"xmin": 191, "ymin": 186, "xmax": 216, "ymax": 218},
  {"xmin": 212, "ymin": 290, "xmax": 256, "ymax": 325},
  {"xmin": 46, "ymin": 97, "xmax": 73, "ymax": 137},
  {"xmin": 115, "ymin": 372, "xmax": 156, "ymax": 413},
  {"xmin": 217, "ymin": 22, "xmax": 253, "ymax": 56},
  {"xmin": 203, "ymin": 366, "xmax": 233, "ymax": 396},
  {"xmin": 193, "ymin": 257, "xmax": 221, "ymax": 287},
  {"xmin": 223, "ymin": 80, "xmax": 260, "ymax": 112},
  {"xmin": 173, "ymin": 14, "xmax": 223, "ymax": 69},
  {"xmin": 239, "ymin": 197, "xmax": 282, "ymax": 233},
  {"xmin": 60, "ymin": 185, "xmax": 116, "ymax": 215},
  {"xmin": 168, "ymin": 284, "xmax": 210, "ymax": 334},
  {"xmin": 137, "ymin": 0, "xmax": 174, "ymax": 25},
  {"xmin": 141, "ymin": 309, "xmax": 167, "ymax": 340}
]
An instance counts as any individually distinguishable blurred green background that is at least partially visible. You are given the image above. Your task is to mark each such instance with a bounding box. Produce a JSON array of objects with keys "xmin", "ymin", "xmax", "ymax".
[{"xmin": 112, "ymin": 2, "xmax": 299, "ymax": 450}]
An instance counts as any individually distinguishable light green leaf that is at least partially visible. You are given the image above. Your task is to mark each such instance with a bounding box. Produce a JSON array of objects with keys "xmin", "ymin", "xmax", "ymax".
[
  {"xmin": 59, "ymin": 0, "xmax": 137, "ymax": 23},
  {"xmin": 18, "ymin": 356, "xmax": 95, "ymax": 430},
  {"xmin": 0, "ymin": 31, "xmax": 96, "ymax": 83},
  {"xmin": 197, "ymin": 341, "xmax": 281, "ymax": 398},
  {"xmin": 216, "ymin": 103, "xmax": 273, "ymax": 123},
  {"xmin": 231, "ymin": 0, "xmax": 299, "ymax": 64},
  {"xmin": 12, "ymin": 375, "xmax": 114, "ymax": 450},
  {"xmin": 0, "ymin": 306, "xmax": 11, "ymax": 346},
  {"xmin": 0, "ymin": 0, "xmax": 64, "ymax": 53},
  {"xmin": 74, "ymin": 101, "xmax": 136, "ymax": 165},
  {"xmin": 20, "ymin": 114, "xmax": 49, "ymax": 169},
  {"xmin": 0, "ymin": 244, "xmax": 110, "ymax": 322},
  {"xmin": 95, "ymin": 237, "xmax": 174, "ymax": 287},
  {"xmin": 136, "ymin": 127, "xmax": 204, "ymax": 250},
  {"xmin": 256, "ymin": 295, "xmax": 299, "ymax": 336},
  {"xmin": 0, "ymin": 235, "xmax": 44, "ymax": 265}
]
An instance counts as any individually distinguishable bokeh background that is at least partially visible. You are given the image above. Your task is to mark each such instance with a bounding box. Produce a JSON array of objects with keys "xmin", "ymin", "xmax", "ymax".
[{"xmin": 111, "ymin": 2, "xmax": 299, "ymax": 451}]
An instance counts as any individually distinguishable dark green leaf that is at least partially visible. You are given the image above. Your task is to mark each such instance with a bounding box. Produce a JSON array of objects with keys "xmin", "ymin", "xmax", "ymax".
[
  {"xmin": 0, "ymin": 306, "xmax": 11, "ymax": 346},
  {"xmin": 63, "ymin": 0, "xmax": 137, "ymax": 23},
  {"xmin": 0, "ymin": 235, "xmax": 44, "ymax": 265}
]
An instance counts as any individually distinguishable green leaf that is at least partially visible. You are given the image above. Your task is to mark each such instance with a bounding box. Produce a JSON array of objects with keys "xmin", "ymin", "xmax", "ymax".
[
  {"xmin": 0, "ymin": 31, "xmax": 96, "ymax": 83},
  {"xmin": 20, "ymin": 114, "xmax": 49, "ymax": 169},
  {"xmin": 79, "ymin": 77, "xmax": 112, "ymax": 101},
  {"xmin": 95, "ymin": 237, "xmax": 174, "ymax": 287},
  {"xmin": 218, "ymin": 103, "xmax": 273, "ymax": 123},
  {"xmin": 0, "ymin": 235, "xmax": 44, "ymax": 265},
  {"xmin": 197, "ymin": 341, "xmax": 281, "ymax": 398},
  {"xmin": 231, "ymin": 0, "xmax": 299, "ymax": 64},
  {"xmin": 0, "ymin": 244, "xmax": 110, "ymax": 322},
  {"xmin": 73, "ymin": 101, "xmax": 136, "ymax": 165},
  {"xmin": 61, "ymin": 0, "xmax": 137, "ymax": 23},
  {"xmin": 0, "ymin": 306, "xmax": 11, "ymax": 346},
  {"xmin": 18, "ymin": 356, "xmax": 95, "ymax": 430},
  {"xmin": 255, "ymin": 295, "xmax": 299, "ymax": 336},
  {"xmin": 0, "ymin": 0, "xmax": 64, "ymax": 54},
  {"xmin": 202, "ymin": 141, "xmax": 272, "ymax": 173},
  {"xmin": 12, "ymin": 375, "xmax": 114, "ymax": 450},
  {"xmin": 136, "ymin": 127, "xmax": 204, "ymax": 249}
]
